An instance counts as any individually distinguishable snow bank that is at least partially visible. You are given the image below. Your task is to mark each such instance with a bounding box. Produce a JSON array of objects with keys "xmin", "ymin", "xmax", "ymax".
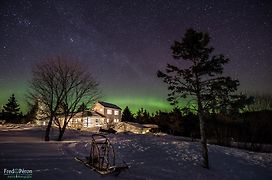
[{"xmin": 62, "ymin": 130, "xmax": 272, "ymax": 180}]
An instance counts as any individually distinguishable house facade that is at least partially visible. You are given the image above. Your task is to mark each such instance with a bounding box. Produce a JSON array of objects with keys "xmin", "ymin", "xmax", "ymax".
[
  {"xmin": 36, "ymin": 101, "xmax": 122, "ymax": 130},
  {"xmin": 92, "ymin": 101, "xmax": 122, "ymax": 126},
  {"xmin": 67, "ymin": 110, "xmax": 105, "ymax": 129},
  {"xmin": 35, "ymin": 99, "xmax": 49, "ymax": 126},
  {"xmin": 68, "ymin": 101, "xmax": 122, "ymax": 129}
]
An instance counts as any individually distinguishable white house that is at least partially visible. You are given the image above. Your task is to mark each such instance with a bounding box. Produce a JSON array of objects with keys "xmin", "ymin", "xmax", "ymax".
[
  {"xmin": 69, "ymin": 110, "xmax": 105, "ymax": 128},
  {"xmin": 36, "ymin": 101, "xmax": 122, "ymax": 130}
]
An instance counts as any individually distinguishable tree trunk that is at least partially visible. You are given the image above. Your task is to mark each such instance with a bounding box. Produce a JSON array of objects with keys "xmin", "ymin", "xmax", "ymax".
[
  {"xmin": 195, "ymin": 72, "xmax": 209, "ymax": 169},
  {"xmin": 199, "ymin": 112, "xmax": 209, "ymax": 169},
  {"xmin": 57, "ymin": 129, "xmax": 65, "ymax": 141},
  {"xmin": 44, "ymin": 116, "xmax": 53, "ymax": 141},
  {"xmin": 196, "ymin": 92, "xmax": 209, "ymax": 167},
  {"xmin": 57, "ymin": 123, "xmax": 67, "ymax": 141}
]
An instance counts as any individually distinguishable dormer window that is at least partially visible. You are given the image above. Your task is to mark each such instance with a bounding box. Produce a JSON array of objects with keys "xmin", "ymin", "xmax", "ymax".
[
  {"xmin": 114, "ymin": 110, "xmax": 119, "ymax": 115},
  {"xmin": 107, "ymin": 109, "xmax": 112, "ymax": 114}
]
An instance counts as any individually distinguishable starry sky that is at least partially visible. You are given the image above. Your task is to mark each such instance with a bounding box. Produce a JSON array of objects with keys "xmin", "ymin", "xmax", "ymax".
[{"xmin": 0, "ymin": 0, "xmax": 271, "ymax": 113}]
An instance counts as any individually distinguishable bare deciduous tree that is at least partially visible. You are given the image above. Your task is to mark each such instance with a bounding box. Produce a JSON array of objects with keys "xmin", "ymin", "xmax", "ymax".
[{"xmin": 29, "ymin": 56, "xmax": 100, "ymax": 141}]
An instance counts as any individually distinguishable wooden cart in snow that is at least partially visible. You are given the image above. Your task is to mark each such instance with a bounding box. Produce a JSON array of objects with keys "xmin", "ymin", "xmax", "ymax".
[{"xmin": 75, "ymin": 134, "xmax": 128, "ymax": 175}]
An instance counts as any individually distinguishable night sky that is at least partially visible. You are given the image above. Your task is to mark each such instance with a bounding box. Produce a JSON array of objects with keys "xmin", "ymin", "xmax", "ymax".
[{"xmin": 0, "ymin": 0, "xmax": 271, "ymax": 113}]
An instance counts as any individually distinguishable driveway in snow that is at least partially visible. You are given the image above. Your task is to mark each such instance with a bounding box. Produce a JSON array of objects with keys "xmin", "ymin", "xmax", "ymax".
[{"xmin": 0, "ymin": 127, "xmax": 113, "ymax": 180}]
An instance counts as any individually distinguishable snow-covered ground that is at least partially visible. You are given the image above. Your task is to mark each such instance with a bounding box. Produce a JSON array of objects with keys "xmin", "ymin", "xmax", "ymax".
[{"xmin": 0, "ymin": 124, "xmax": 271, "ymax": 180}]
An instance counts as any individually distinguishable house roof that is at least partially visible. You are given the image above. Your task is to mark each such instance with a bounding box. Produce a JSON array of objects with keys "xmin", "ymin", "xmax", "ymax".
[
  {"xmin": 98, "ymin": 101, "xmax": 122, "ymax": 110},
  {"xmin": 73, "ymin": 110, "xmax": 105, "ymax": 118}
]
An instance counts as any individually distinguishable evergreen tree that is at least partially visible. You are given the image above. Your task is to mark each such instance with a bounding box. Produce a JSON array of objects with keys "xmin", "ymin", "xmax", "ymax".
[
  {"xmin": 25, "ymin": 101, "xmax": 39, "ymax": 123},
  {"xmin": 169, "ymin": 107, "xmax": 183, "ymax": 135},
  {"xmin": 122, "ymin": 106, "xmax": 134, "ymax": 122},
  {"xmin": 0, "ymin": 109, "xmax": 3, "ymax": 120},
  {"xmin": 157, "ymin": 29, "xmax": 245, "ymax": 168},
  {"xmin": 3, "ymin": 94, "xmax": 21, "ymax": 123},
  {"xmin": 135, "ymin": 108, "xmax": 150, "ymax": 123}
]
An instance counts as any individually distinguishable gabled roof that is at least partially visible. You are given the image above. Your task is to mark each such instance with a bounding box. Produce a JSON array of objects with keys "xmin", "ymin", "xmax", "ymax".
[
  {"xmin": 98, "ymin": 101, "xmax": 122, "ymax": 110},
  {"xmin": 73, "ymin": 110, "xmax": 105, "ymax": 118}
]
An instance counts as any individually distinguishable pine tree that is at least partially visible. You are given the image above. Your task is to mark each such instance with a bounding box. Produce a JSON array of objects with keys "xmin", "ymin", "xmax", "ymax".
[
  {"xmin": 3, "ymin": 94, "xmax": 21, "ymax": 123},
  {"xmin": 157, "ymin": 29, "xmax": 244, "ymax": 168},
  {"xmin": 25, "ymin": 101, "xmax": 39, "ymax": 123},
  {"xmin": 122, "ymin": 106, "xmax": 134, "ymax": 122},
  {"xmin": 136, "ymin": 108, "xmax": 150, "ymax": 123}
]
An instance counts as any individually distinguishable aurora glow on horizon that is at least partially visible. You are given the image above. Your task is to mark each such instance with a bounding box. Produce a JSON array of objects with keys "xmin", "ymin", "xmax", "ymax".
[{"xmin": 0, "ymin": 0, "xmax": 272, "ymax": 113}]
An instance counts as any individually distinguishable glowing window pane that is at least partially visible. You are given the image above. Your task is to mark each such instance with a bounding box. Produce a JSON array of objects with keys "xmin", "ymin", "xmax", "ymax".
[{"xmin": 107, "ymin": 109, "xmax": 112, "ymax": 114}]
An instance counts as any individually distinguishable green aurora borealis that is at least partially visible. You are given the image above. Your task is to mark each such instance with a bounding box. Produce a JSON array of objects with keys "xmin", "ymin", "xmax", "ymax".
[
  {"xmin": 103, "ymin": 96, "xmax": 173, "ymax": 113},
  {"xmin": 0, "ymin": 87, "xmax": 173, "ymax": 114},
  {"xmin": 0, "ymin": 81, "xmax": 29, "ymax": 112},
  {"xmin": 0, "ymin": 79, "xmax": 175, "ymax": 114}
]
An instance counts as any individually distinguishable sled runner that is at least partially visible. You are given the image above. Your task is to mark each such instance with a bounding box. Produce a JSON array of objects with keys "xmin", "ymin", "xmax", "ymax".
[{"xmin": 75, "ymin": 134, "xmax": 128, "ymax": 175}]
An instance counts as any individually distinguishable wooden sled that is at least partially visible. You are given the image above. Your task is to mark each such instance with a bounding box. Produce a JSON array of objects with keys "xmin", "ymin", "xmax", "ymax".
[
  {"xmin": 75, "ymin": 134, "xmax": 128, "ymax": 175},
  {"xmin": 75, "ymin": 156, "xmax": 128, "ymax": 175}
]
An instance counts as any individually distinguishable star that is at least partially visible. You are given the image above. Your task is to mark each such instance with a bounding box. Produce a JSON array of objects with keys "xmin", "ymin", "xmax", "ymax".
[{"xmin": 0, "ymin": 0, "xmax": 271, "ymax": 112}]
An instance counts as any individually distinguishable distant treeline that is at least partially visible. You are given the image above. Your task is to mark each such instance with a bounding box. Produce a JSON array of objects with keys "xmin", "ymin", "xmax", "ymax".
[{"xmin": 122, "ymin": 106, "xmax": 272, "ymax": 152}]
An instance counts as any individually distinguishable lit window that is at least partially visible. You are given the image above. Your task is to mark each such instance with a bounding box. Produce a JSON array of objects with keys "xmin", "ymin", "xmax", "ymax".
[
  {"xmin": 106, "ymin": 119, "xmax": 109, "ymax": 123},
  {"xmin": 114, "ymin": 110, "xmax": 119, "ymax": 115},
  {"xmin": 100, "ymin": 108, "xmax": 103, "ymax": 112},
  {"xmin": 83, "ymin": 118, "xmax": 92, "ymax": 128},
  {"xmin": 88, "ymin": 119, "xmax": 91, "ymax": 127},
  {"xmin": 83, "ymin": 119, "xmax": 88, "ymax": 127},
  {"xmin": 107, "ymin": 109, "xmax": 112, "ymax": 114},
  {"xmin": 95, "ymin": 119, "xmax": 99, "ymax": 126},
  {"xmin": 116, "ymin": 119, "xmax": 119, "ymax": 122}
]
